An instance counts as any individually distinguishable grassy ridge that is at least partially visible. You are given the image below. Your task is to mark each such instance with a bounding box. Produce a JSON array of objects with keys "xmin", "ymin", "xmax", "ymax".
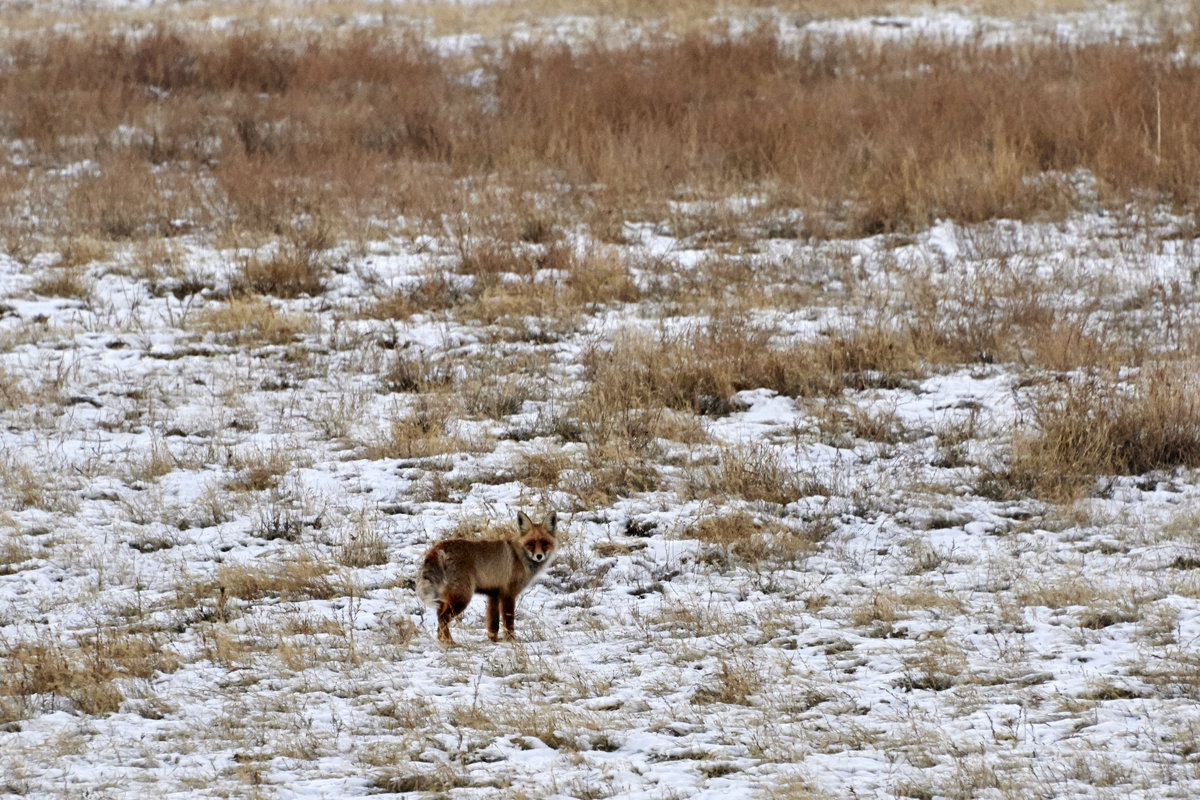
[{"xmin": 1, "ymin": 25, "xmax": 1199, "ymax": 251}]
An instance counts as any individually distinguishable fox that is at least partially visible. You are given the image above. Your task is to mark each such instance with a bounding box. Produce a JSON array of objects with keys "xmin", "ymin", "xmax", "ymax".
[{"xmin": 416, "ymin": 511, "xmax": 559, "ymax": 646}]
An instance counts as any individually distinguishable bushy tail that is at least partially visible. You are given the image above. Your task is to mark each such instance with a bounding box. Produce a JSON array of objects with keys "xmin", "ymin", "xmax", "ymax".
[{"xmin": 416, "ymin": 549, "xmax": 447, "ymax": 607}]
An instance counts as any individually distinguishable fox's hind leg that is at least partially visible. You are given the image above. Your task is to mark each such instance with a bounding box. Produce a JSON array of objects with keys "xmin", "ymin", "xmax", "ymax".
[{"xmin": 436, "ymin": 595, "xmax": 470, "ymax": 647}]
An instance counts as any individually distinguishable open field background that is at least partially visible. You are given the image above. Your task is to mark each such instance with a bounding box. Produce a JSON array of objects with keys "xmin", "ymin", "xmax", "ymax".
[{"xmin": 3, "ymin": 1, "xmax": 1200, "ymax": 798}]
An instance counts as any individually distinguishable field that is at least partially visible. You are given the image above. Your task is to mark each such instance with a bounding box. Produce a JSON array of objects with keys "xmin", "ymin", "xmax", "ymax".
[{"xmin": 2, "ymin": 1, "xmax": 1200, "ymax": 798}]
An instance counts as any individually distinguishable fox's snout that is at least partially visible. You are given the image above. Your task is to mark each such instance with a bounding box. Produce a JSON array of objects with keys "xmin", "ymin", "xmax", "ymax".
[{"xmin": 524, "ymin": 537, "xmax": 555, "ymax": 563}]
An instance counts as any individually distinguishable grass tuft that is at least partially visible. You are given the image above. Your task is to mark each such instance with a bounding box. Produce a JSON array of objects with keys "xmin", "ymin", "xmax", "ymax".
[
  {"xmin": 0, "ymin": 633, "xmax": 179, "ymax": 717},
  {"xmin": 5, "ymin": 26, "xmax": 1200, "ymax": 245},
  {"xmin": 234, "ymin": 241, "xmax": 330, "ymax": 299},
  {"xmin": 1009, "ymin": 367, "xmax": 1200, "ymax": 500}
]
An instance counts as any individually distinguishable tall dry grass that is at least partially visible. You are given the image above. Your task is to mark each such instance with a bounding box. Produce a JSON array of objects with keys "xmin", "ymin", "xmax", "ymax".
[
  {"xmin": 1003, "ymin": 366, "xmax": 1200, "ymax": 501},
  {"xmin": 2, "ymin": 26, "xmax": 1198, "ymax": 244},
  {"xmin": 583, "ymin": 320, "xmax": 922, "ymax": 416}
]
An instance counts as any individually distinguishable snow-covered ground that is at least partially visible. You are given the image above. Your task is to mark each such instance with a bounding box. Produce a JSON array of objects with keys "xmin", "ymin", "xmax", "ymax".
[
  {"xmin": 3, "ymin": 3, "xmax": 1200, "ymax": 800},
  {"xmin": 4, "ymin": 0, "xmax": 1193, "ymax": 51},
  {"xmin": 2, "ymin": 203, "xmax": 1199, "ymax": 798}
]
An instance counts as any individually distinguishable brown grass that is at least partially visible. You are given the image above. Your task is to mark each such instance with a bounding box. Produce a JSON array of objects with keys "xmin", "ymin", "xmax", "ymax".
[
  {"xmin": 216, "ymin": 555, "xmax": 338, "ymax": 603},
  {"xmin": 227, "ymin": 446, "xmax": 299, "ymax": 492},
  {"xmin": 0, "ymin": 456, "xmax": 73, "ymax": 512},
  {"xmin": 366, "ymin": 273, "xmax": 475, "ymax": 321},
  {"xmin": 0, "ymin": 368, "xmax": 29, "ymax": 410},
  {"xmin": 56, "ymin": 236, "xmax": 110, "ymax": 269},
  {"xmin": 193, "ymin": 296, "xmax": 311, "ymax": 346},
  {"xmin": 563, "ymin": 457, "xmax": 662, "ymax": 505},
  {"xmin": 693, "ymin": 443, "xmax": 824, "ymax": 505},
  {"xmin": 896, "ymin": 256, "xmax": 1115, "ymax": 370},
  {"xmin": 32, "ymin": 266, "xmax": 90, "ymax": 300},
  {"xmin": 0, "ymin": 632, "xmax": 179, "ymax": 717},
  {"xmin": 565, "ymin": 248, "xmax": 641, "ymax": 307},
  {"xmin": 365, "ymin": 398, "xmax": 473, "ymax": 459},
  {"xmin": 1005, "ymin": 366, "xmax": 1200, "ymax": 500},
  {"xmin": 584, "ymin": 320, "xmax": 922, "ymax": 417},
  {"xmin": 234, "ymin": 241, "xmax": 330, "ymax": 299},
  {"xmin": 380, "ymin": 350, "xmax": 455, "ymax": 393},
  {"xmin": 336, "ymin": 519, "xmax": 390, "ymax": 568},
  {"xmin": 3, "ymin": 26, "xmax": 1199, "ymax": 246},
  {"xmin": 685, "ymin": 509, "xmax": 822, "ymax": 564}
]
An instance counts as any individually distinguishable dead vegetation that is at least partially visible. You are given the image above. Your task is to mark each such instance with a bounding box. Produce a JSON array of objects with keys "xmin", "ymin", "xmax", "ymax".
[
  {"xmin": 215, "ymin": 556, "xmax": 338, "ymax": 604},
  {"xmin": 582, "ymin": 321, "xmax": 925, "ymax": 418},
  {"xmin": 3, "ymin": 25, "xmax": 1200, "ymax": 250},
  {"xmin": 684, "ymin": 509, "xmax": 823, "ymax": 565},
  {"xmin": 1006, "ymin": 366, "xmax": 1200, "ymax": 500},
  {"xmin": 0, "ymin": 632, "xmax": 179, "ymax": 718},
  {"xmin": 194, "ymin": 296, "xmax": 311, "ymax": 346}
]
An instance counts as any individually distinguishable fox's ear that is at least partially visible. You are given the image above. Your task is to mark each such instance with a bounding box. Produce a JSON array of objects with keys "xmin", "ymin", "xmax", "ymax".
[
  {"xmin": 547, "ymin": 512, "xmax": 557, "ymax": 533},
  {"xmin": 516, "ymin": 511, "xmax": 532, "ymax": 533}
]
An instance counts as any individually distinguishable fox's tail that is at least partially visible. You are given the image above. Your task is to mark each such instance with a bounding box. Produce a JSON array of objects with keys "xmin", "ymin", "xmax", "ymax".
[{"xmin": 416, "ymin": 549, "xmax": 448, "ymax": 607}]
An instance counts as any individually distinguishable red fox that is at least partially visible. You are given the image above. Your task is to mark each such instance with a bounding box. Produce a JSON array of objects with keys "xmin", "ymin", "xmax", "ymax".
[{"xmin": 417, "ymin": 511, "xmax": 559, "ymax": 646}]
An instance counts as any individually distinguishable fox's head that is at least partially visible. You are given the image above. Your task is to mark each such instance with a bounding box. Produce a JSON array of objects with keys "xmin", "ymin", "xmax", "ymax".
[{"xmin": 516, "ymin": 511, "xmax": 558, "ymax": 564}]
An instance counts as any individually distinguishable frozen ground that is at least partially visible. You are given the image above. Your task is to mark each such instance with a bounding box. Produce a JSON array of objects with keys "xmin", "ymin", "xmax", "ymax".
[
  {"xmin": 2, "ymin": 203, "xmax": 1200, "ymax": 799},
  {"xmin": 2, "ymin": 0, "xmax": 1194, "ymax": 52},
  {"xmin": 3, "ymin": 3, "xmax": 1200, "ymax": 800}
]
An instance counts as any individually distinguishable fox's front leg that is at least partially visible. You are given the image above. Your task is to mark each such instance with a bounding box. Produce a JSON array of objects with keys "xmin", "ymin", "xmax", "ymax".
[
  {"xmin": 501, "ymin": 595, "xmax": 517, "ymax": 640},
  {"xmin": 486, "ymin": 595, "xmax": 501, "ymax": 642}
]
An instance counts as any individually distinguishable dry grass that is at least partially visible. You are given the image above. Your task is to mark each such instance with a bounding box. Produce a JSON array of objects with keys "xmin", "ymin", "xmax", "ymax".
[
  {"xmin": 692, "ymin": 444, "xmax": 822, "ymax": 506},
  {"xmin": 32, "ymin": 266, "xmax": 90, "ymax": 300},
  {"xmin": 234, "ymin": 241, "xmax": 331, "ymax": 299},
  {"xmin": 0, "ymin": 632, "xmax": 179, "ymax": 718},
  {"xmin": 336, "ymin": 515, "xmax": 390, "ymax": 568},
  {"xmin": 193, "ymin": 296, "xmax": 311, "ymax": 347},
  {"xmin": 563, "ymin": 456, "xmax": 662, "ymax": 506},
  {"xmin": 894, "ymin": 253, "xmax": 1118, "ymax": 370},
  {"xmin": 1135, "ymin": 647, "xmax": 1200, "ymax": 700},
  {"xmin": 127, "ymin": 440, "xmax": 179, "ymax": 484},
  {"xmin": 131, "ymin": 240, "xmax": 211, "ymax": 299},
  {"xmin": 215, "ymin": 555, "xmax": 338, "ymax": 604},
  {"xmin": 0, "ymin": 368, "xmax": 29, "ymax": 410},
  {"xmin": 1007, "ymin": 366, "xmax": 1200, "ymax": 500},
  {"xmin": 3, "ymin": 8, "xmax": 1200, "ymax": 797},
  {"xmin": 56, "ymin": 236, "xmax": 110, "ymax": 269},
  {"xmin": 0, "ymin": 537, "xmax": 34, "ymax": 575},
  {"xmin": 364, "ymin": 398, "xmax": 473, "ymax": 460},
  {"xmin": 584, "ymin": 321, "xmax": 922, "ymax": 419},
  {"xmin": 379, "ymin": 350, "xmax": 455, "ymax": 394},
  {"xmin": 227, "ymin": 446, "xmax": 298, "ymax": 492},
  {"xmin": 565, "ymin": 248, "xmax": 641, "ymax": 307},
  {"xmin": 691, "ymin": 655, "xmax": 765, "ymax": 706},
  {"xmin": 507, "ymin": 449, "xmax": 570, "ymax": 488},
  {"xmin": 3, "ymin": 26, "xmax": 1200, "ymax": 249},
  {"xmin": 685, "ymin": 509, "xmax": 822, "ymax": 565},
  {"xmin": 900, "ymin": 635, "xmax": 970, "ymax": 692},
  {"xmin": 366, "ymin": 273, "xmax": 474, "ymax": 321},
  {"xmin": 0, "ymin": 456, "xmax": 75, "ymax": 512}
]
